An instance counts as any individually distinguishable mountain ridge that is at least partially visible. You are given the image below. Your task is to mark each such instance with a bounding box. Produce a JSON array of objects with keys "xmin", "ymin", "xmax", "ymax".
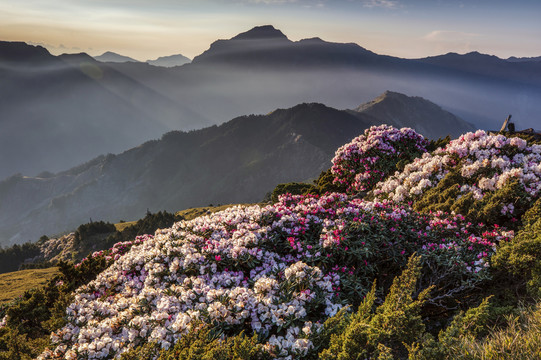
[
  {"xmin": 0, "ymin": 93, "xmax": 473, "ymax": 246},
  {"xmin": 2, "ymin": 25, "xmax": 541, "ymax": 179},
  {"xmin": 351, "ymin": 90, "xmax": 475, "ymax": 138},
  {"xmin": 94, "ymin": 51, "xmax": 139, "ymax": 63},
  {"xmin": 146, "ymin": 53, "xmax": 191, "ymax": 67}
]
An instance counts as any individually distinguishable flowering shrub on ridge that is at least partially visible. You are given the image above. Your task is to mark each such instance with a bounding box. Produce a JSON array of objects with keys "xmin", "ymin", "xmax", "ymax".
[
  {"xmin": 331, "ymin": 125, "xmax": 428, "ymax": 194},
  {"xmin": 38, "ymin": 192, "xmax": 512, "ymax": 360},
  {"xmin": 373, "ymin": 130, "xmax": 541, "ymax": 228}
]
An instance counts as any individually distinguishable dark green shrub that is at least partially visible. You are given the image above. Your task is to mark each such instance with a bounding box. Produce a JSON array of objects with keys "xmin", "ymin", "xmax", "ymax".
[
  {"xmin": 426, "ymin": 135, "xmax": 452, "ymax": 152},
  {"xmin": 318, "ymin": 255, "xmax": 432, "ymax": 360},
  {"xmin": 493, "ymin": 198, "xmax": 541, "ymax": 297},
  {"xmin": 0, "ymin": 242, "xmax": 40, "ymax": 274},
  {"xmin": 121, "ymin": 324, "xmax": 271, "ymax": 360},
  {"xmin": 270, "ymin": 182, "xmax": 318, "ymax": 203}
]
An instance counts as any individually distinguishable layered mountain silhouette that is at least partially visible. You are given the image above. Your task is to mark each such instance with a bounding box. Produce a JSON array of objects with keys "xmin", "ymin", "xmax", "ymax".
[
  {"xmin": 1, "ymin": 25, "xmax": 541, "ymax": 180},
  {"xmin": 190, "ymin": 25, "xmax": 381, "ymax": 68},
  {"xmin": 146, "ymin": 54, "xmax": 191, "ymax": 67},
  {"xmin": 0, "ymin": 93, "xmax": 473, "ymax": 246},
  {"xmin": 94, "ymin": 51, "xmax": 139, "ymax": 63},
  {"xmin": 507, "ymin": 56, "xmax": 541, "ymax": 63},
  {"xmin": 0, "ymin": 42, "xmax": 208, "ymax": 179}
]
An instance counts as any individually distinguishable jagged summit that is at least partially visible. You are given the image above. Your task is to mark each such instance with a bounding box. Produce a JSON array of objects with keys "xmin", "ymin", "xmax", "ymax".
[{"xmin": 231, "ymin": 25, "xmax": 288, "ymax": 41}]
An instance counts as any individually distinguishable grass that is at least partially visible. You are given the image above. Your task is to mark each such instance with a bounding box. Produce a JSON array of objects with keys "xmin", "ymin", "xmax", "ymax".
[
  {"xmin": 0, "ymin": 267, "xmax": 59, "ymax": 305},
  {"xmin": 176, "ymin": 203, "xmax": 256, "ymax": 221},
  {"xmin": 114, "ymin": 221, "xmax": 137, "ymax": 232},
  {"xmin": 453, "ymin": 303, "xmax": 541, "ymax": 359}
]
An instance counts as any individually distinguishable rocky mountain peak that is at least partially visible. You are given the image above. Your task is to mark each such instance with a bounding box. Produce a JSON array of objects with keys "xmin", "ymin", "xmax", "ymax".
[{"xmin": 231, "ymin": 25, "xmax": 289, "ymax": 41}]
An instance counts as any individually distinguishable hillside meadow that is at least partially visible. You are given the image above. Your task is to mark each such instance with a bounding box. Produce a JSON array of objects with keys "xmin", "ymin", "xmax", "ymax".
[{"xmin": 0, "ymin": 268, "xmax": 59, "ymax": 305}]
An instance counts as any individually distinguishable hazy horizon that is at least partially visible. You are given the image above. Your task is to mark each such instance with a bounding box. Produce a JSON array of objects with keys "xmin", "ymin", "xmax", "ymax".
[{"xmin": 2, "ymin": 0, "xmax": 540, "ymax": 61}]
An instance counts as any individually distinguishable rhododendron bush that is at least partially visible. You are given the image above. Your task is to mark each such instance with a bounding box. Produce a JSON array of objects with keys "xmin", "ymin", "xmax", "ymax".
[
  {"xmin": 331, "ymin": 125, "xmax": 428, "ymax": 194},
  {"xmin": 373, "ymin": 130, "xmax": 541, "ymax": 228},
  {"xmin": 38, "ymin": 192, "xmax": 511, "ymax": 360}
]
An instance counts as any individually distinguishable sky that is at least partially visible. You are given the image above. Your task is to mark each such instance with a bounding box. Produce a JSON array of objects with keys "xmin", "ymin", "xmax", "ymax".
[{"xmin": 1, "ymin": 0, "xmax": 540, "ymax": 61}]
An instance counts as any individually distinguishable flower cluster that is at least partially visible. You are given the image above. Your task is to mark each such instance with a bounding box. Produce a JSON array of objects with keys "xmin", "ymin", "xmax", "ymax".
[
  {"xmin": 39, "ymin": 192, "xmax": 511, "ymax": 360},
  {"xmin": 331, "ymin": 125, "xmax": 428, "ymax": 193},
  {"xmin": 374, "ymin": 130, "xmax": 541, "ymax": 224}
]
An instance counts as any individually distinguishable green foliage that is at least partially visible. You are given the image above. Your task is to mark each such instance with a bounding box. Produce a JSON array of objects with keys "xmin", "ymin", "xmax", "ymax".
[
  {"xmin": 448, "ymin": 303, "xmax": 541, "ymax": 359},
  {"xmin": 104, "ymin": 210, "xmax": 182, "ymax": 250},
  {"xmin": 269, "ymin": 169, "xmax": 349, "ymax": 199},
  {"xmin": 493, "ymin": 198, "xmax": 541, "ymax": 297},
  {"xmin": 0, "ymin": 328, "xmax": 49, "ymax": 360},
  {"xmin": 73, "ymin": 220, "xmax": 116, "ymax": 246},
  {"xmin": 313, "ymin": 169, "xmax": 348, "ymax": 195},
  {"xmin": 121, "ymin": 324, "xmax": 271, "ymax": 360},
  {"xmin": 315, "ymin": 258, "xmax": 498, "ymax": 360},
  {"xmin": 500, "ymin": 131, "xmax": 541, "ymax": 146},
  {"xmin": 426, "ymin": 135, "xmax": 452, "ymax": 152},
  {"xmin": 415, "ymin": 171, "xmax": 531, "ymax": 230},
  {"xmin": 0, "ymin": 242, "xmax": 40, "ymax": 273},
  {"xmin": 270, "ymin": 182, "xmax": 318, "ymax": 203},
  {"xmin": 318, "ymin": 255, "xmax": 432, "ymax": 360},
  {"xmin": 438, "ymin": 296, "xmax": 492, "ymax": 347}
]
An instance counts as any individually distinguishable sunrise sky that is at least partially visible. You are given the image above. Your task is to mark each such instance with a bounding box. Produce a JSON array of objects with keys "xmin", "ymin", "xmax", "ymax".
[{"xmin": 1, "ymin": 0, "xmax": 540, "ymax": 61}]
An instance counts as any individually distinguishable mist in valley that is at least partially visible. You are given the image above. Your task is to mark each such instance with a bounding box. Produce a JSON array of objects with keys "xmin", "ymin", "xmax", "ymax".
[{"xmin": 1, "ymin": 30, "xmax": 541, "ymax": 246}]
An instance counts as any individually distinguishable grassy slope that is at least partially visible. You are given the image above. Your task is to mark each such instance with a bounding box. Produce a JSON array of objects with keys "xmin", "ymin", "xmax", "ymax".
[{"xmin": 0, "ymin": 267, "xmax": 59, "ymax": 305}]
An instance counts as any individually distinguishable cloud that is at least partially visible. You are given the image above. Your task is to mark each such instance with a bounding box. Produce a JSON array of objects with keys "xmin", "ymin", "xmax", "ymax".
[
  {"xmin": 423, "ymin": 30, "xmax": 481, "ymax": 43},
  {"xmin": 362, "ymin": 0, "xmax": 399, "ymax": 9},
  {"xmin": 27, "ymin": 41, "xmax": 86, "ymax": 54},
  {"xmin": 422, "ymin": 30, "xmax": 483, "ymax": 54},
  {"xmin": 245, "ymin": 0, "xmax": 297, "ymax": 3}
]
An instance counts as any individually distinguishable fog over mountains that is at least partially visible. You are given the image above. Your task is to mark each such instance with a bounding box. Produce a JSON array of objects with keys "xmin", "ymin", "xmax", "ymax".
[
  {"xmin": 1, "ymin": 25, "xmax": 540, "ymax": 180},
  {"xmin": 0, "ymin": 92, "xmax": 474, "ymax": 246}
]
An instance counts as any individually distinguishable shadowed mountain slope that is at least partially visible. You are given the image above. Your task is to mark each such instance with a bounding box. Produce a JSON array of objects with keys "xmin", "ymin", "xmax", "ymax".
[
  {"xmin": 0, "ymin": 92, "xmax": 472, "ymax": 246},
  {"xmin": 2, "ymin": 26, "xmax": 541, "ymax": 179},
  {"xmin": 351, "ymin": 91, "xmax": 476, "ymax": 139},
  {"xmin": 0, "ymin": 42, "xmax": 208, "ymax": 179},
  {"xmin": 0, "ymin": 103, "xmax": 368, "ymax": 245}
]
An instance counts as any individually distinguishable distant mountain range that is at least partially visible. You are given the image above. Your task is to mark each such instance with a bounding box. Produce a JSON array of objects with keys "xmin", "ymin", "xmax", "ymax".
[
  {"xmin": 0, "ymin": 91, "xmax": 474, "ymax": 246},
  {"xmin": 1, "ymin": 25, "xmax": 540, "ymax": 179},
  {"xmin": 94, "ymin": 51, "xmax": 139, "ymax": 63},
  {"xmin": 146, "ymin": 54, "xmax": 191, "ymax": 67},
  {"xmin": 0, "ymin": 42, "xmax": 208, "ymax": 179},
  {"xmin": 94, "ymin": 51, "xmax": 192, "ymax": 67},
  {"xmin": 507, "ymin": 56, "xmax": 541, "ymax": 63}
]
